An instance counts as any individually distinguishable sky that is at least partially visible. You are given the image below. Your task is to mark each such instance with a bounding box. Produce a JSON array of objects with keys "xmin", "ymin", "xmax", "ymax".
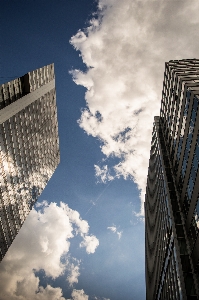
[{"xmin": 0, "ymin": 1, "xmax": 199, "ymax": 299}]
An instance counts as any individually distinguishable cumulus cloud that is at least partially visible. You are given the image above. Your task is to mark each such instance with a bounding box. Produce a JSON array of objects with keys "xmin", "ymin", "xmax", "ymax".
[
  {"xmin": 62, "ymin": 203, "xmax": 90, "ymax": 235},
  {"xmin": 70, "ymin": 289, "xmax": 89, "ymax": 300},
  {"xmin": 67, "ymin": 263, "xmax": 81, "ymax": 286},
  {"xmin": 0, "ymin": 202, "xmax": 99, "ymax": 300},
  {"xmin": 80, "ymin": 235, "xmax": 100, "ymax": 254},
  {"xmin": 70, "ymin": 0, "xmax": 199, "ymax": 215},
  {"xmin": 107, "ymin": 225, "xmax": 122, "ymax": 240}
]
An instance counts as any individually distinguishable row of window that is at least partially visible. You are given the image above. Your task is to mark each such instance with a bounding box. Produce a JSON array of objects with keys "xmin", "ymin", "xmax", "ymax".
[
  {"xmin": 187, "ymin": 136, "xmax": 199, "ymax": 200},
  {"xmin": 157, "ymin": 237, "xmax": 182, "ymax": 300},
  {"xmin": 0, "ymin": 78, "xmax": 22, "ymax": 101},
  {"xmin": 181, "ymin": 96, "xmax": 198, "ymax": 180},
  {"xmin": 150, "ymin": 119, "xmax": 193, "ymax": 299},
  {"xmin": 29, "ymin": 64, "xmax": 54, "ymax": 92},
  {"xmin": 188, "ymin": 199, "xmax": 199, "ymax": 252},
  {"xmin": 176, "ymin": 91, "xmax": 191, "ymax": 162},
  {"xmin": 146, "ymin": 122, "xmax": 175, "ymax": 291}
]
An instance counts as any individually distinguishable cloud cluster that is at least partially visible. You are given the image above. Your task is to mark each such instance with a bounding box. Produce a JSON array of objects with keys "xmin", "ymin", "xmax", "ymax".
[
  {"xmin": 62, "ymin": 203, "xmax": 99, "ymax": 254},
  {"xmin": 107, "ymin": 225, "xmax": 122, "ymax": 240},
  {"xmin": 80, "ymin": 235, "xmax": 100, "ymax": 254},
  {"xmin": 67, "ymin": 262, "xmax": 81, "ymax": 286},
  {"xmin": 0, "ymin": 202, "xmax": 99, "ymax": 300},
  {"xmin": 70, "ymin": 0, "xmax": 199, "ymax": 215},
  {"xmin": 70, "ymin": 289, "xmax": 89, "ymax": 300},
  {"xmin": 94, "ymin": 164, "xmax": 114, "ymax": 183}
]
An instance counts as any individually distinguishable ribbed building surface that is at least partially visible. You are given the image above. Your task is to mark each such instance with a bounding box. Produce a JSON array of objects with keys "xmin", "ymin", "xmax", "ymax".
[
  {"xmin": 0, "ymin": 64, "xmax": 60, "ymax": 261},
  {"xmin": 145, "ymin": 59, "xmax": 199, "ymax": 299}
]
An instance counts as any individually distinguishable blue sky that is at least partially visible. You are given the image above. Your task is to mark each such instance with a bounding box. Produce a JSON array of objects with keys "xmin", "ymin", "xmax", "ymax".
[{"xmin": 1, "ymin": 1, "xmax": 199, "ymax": 300}]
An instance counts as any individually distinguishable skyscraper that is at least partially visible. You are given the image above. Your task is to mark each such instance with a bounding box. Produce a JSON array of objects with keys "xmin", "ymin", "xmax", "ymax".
[
  {"xmin": 145, "ymin": 59, "xmax": 199, "ymax": 299},
  {"xmin": 0, "ymin": 64, "xmax": 60, "ymax": 261}
]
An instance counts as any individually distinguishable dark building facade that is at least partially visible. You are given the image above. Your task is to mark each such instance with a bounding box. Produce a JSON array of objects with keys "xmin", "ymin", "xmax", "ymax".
[
  {"xmin": 145, "ymin": 59, "xmax": 199, "ymax": 299},
  {"xmin": 0, "ymin": 64, "xmax": 60, "ymax": 261}
]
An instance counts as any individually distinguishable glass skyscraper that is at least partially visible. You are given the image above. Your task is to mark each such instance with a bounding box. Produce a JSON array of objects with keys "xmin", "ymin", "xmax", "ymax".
[
  {"xmin": 0, "ymin": 64, "xmax": 60, "ymax": 261},
  {"xmin": 145, "ymin": 59, "xmax": 199, "ymax": 299}
]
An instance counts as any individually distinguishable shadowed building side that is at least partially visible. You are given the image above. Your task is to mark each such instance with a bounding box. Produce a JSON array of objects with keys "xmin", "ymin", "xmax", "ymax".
[
  {"xmin": 0, "ymin": 64, "xmax": 60, "ymax": 261},
  {"xmin": 145, "ymin": 59, "xmax": 199, "ymax": 299}
]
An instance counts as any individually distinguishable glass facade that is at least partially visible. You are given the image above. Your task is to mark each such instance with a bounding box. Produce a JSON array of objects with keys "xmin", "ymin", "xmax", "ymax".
[
  {"xmin": 145, "ymin": 59, "xmax": 199, "ymax": 299},
  {"xmin": 0, "ymin": 64, "xmax": 60, "ymax": 261}
]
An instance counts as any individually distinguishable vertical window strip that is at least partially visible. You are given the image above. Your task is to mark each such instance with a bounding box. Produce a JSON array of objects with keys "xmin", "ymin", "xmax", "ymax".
[
  {"xmin": 181, "ymin": 96, "xmax": 198, "ymax": 178},
  {"xmin": 186, "ymin": 136, "xmax": 199, "ymax": 200},
  {"xmin": 176, "ymin": 91, "xmax": 192, "ymax": 162},
  {"xmin": 194, "ymin": 199, "xmax": 199, "ymax": 230}
]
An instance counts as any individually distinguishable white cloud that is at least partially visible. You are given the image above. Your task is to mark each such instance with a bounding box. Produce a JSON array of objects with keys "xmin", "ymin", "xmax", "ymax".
[
  {"xmin": 70, "ymin": 289, "xmax": 89, "ymax": 300},
  {"xmin": 80, "ymin": 235, "xmax": 100, "ymax": 254},
  {"xmin": 61, "ymin": 204, "xmax": 99, "ymax": 253},
  {"xmin": 70, "ymin": 0, "xmax": 199, "ymax": 216},
  {"xmin": 107, "ymin": 225, "xmax": 122, "ymax": 240},
  {"xmin": 67, "ymin": 263, "xmax": 80, "ymax": 286},
  {"xmin": 94, "ymin": 164, "xmax": 114, "ymax": 183},
  {"xmin": 62, "ymin": 203, "xmax": 90, "ymax": 235},
  {"xmin": 0, "ymin": 202, "xmax": 99, "ymax": 299},
  {"xmin": 35, "ymin": 200, "xmax": 49, "ymax": 207},
  {"xmin": 69, "ymin": 289, "xmax": 110, "ymax": 300},
  {"xmin": 107, "ymin": 226, "xmax": 117, "ymax": 233},
  {"xmin": 117, "ymin": 231, "xmax": 122, "ymax": 240}
]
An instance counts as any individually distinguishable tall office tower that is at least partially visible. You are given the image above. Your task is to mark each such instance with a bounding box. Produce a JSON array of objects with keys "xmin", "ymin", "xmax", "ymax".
[
  {"xmin": 145, "ymin": 59, "xmax": 199, "ymax": 299},
  {"xmin": 0, "ymin": 64, "xmax": 60, "ymax": 261}
]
